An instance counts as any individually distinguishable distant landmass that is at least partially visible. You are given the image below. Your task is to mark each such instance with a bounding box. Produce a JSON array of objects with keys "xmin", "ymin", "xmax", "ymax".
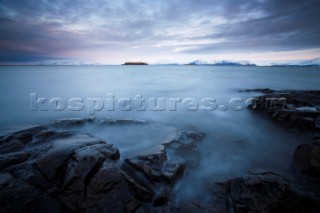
[
  {"xmin": 186, "ymin": 60, "xmax": 256, "ymax": 66},
  {"xmin": 271, "ymin": 58, "xmax": 320, "ymax": 67},
  {"xmin": 122, "ymin": 62, "xmax": 148, "ymax": 65}
]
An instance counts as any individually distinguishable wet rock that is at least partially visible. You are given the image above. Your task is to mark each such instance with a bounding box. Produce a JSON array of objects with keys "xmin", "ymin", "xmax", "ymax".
[
  {"xmin": 51, "ymin": 118, "xmax": 87, "ymax": 127},
  {"xmin": 153, "ymin": 186, "xmax": 174, "ymax": 206},
  {"xmin": 164, "ymin": 140, "xmax": 198, "ymax": 168},
  {"xmin": 0, "ymin": 173, "xmax": 12, "ymax": 189},
  {"xmin": 35, "ymin": 130, "xmax": 74, "ymax": 141},
  {"xmin": 13, "ymin": 132, "xmax": 33, "ymax": 144},
  {"xmin": 0, "ymin": 178, "xmax": 42, "ymax": 212},
  {"xmin": 57, "ymin": 143, "xmax": 120, "ymax": 210},
  {"xmin": 0, "ymin": 123, "xmax": 160, "ymax": 212},
  {"xmin": 84, "ymin": 161, "xmax": 152, "ymax": 213},
  {"xmin": 0, "ymin": 125, "xmax": 46, "ymax": 144},
  {"xmin": 0, "ymin": 151, "xmax": 30, "ymax": 170},
  {"xmin": 126, "ymin": 152, "xmax": 172, "ymax": 182},
  {"xmin": 163, "ymin": 131, "xmax": 205, "ymax": 168},
  {"xmin": 239, "ymin": 88, "xmax": 275, "ymax": 94},
  {"xmin": 24, "ymin": 194, "xmax": 61, "ymax": 213},
  {"xmin": 157, "ymin": 202, "xmax": 208, "ymax": 213},
  {"xmin": 294, "ymin": 141, "xmax": 320, "ymax": 177},
  {"xmin": 0, "ymin": 139, "xmax": 24, "ymax": 154},
  {"xmin": 207, "ymin": 173, "xmax": 320, "ymax": 213},
  {"xmin": 35, "ymin": 146, "xmax": 76, "ymax": 181},
  {"xmin": 125, "ymin": 131, "xmax": 204, "ymax": 186},
  {"xmin": 248, "ymin": 90, "xmax": 320, "ymax": 133},
  {"xmin": 99, "ymin": 118, "xmax": 148, "ymax": 126}
]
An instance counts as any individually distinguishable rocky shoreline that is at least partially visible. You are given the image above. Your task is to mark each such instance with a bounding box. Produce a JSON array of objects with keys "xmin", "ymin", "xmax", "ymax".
[{"xmin": 1, "ymin": 90, "xmax": 320, "ymax": 212}]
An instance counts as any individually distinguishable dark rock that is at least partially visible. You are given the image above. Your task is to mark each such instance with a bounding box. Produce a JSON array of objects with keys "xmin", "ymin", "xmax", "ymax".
[
  {"xmin": 0, "ymin": 125, "xmax": 46, "ymax": 144},
  {"xmin": 51, "ymin": 118, "xmax": 87, "ymax": 127},
  {"xmin": 99, "ymin": 118, "xmax": 148, "ymax": 126},
  {"xmin": 57, "ymin": 143, "xmax": 120, "ymax": 210},
  {"xmin": 84, "ymin": 161, "xmax": 152, "ymax": 213},
  {"xmin": 248, "ymin": 90, "xmax": 320, "ymax": 133},
  {"xmin": 295, "ymin": 117, "xmax": 315, "ymax": 130},
  {"xmin": 239, "ymin": 88, "xmax": 275, "ymax": 94},
  {"xmin": 0, "ymin": 152, "xmax": 30, "ymax": 170},
  {"xmin": 164, "ymin": 140, "xmax": 198, "ymax": 168},
  {"xmin": 126, "ymin": 152, "xmax": 186, "ymax": 184},
  {"xmin": 163, "ymin": 131, "xmax": 204, "ymax": 168},
  {"xmin": 14, "ymin": 125, "xmax": 47, "ymax": 135},
  {"xmin": 35, "ymin": 146, "xmax": 76, "ymax": 181},
  {"xmin": 294, "ymin": 141, "xmax": 320, "ymax": 177},
  {"xmin": 125, "ymin": 131, "xmax": 204, "ymax": 186},
  {"xmin": 13, "ymin": 132, "xmax": 33, "ymax": 144},
  {"xmin": 157, "ymin": 202, "xmax": 208, "ymax": 213},
  {"xmin": 24, "ymin": 194, "xmax": 61, "ymax": 213},
  {"xmin": 126, "ymin": 152, "xmax": 171, "ymax": 182},
  {"xmin": 207, "ymin": 173, "xmax": 320, "ymax": 213},
  {"xmin": 0, "ymin": 139, "xmax": 24, "ymax": 154},
  {"xmin": 0, "ymin": 178, "xmax": 42, "ymax": 212},
  {"xmin": 0, "ymin": 125, "xmax": 159, "ymax": 212},
  {"xmin": 122, "ymin": 62, "xmax": 148, "ymax": 65},
  {"xmin": 153, "ymin": 186, "xmax": 174, "ymax": 206},
  {"xmin": 0, "ymin": 173, "xmax": 12, "ymax": 189}
]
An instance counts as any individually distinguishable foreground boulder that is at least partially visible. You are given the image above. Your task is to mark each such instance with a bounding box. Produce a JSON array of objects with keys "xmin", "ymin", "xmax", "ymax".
[
  {"xmin": 125, "ymin": 131, "xmax": 205, "ymax": 185},
  {"xmin": 294, "ymin": 141, "xmax": 320, "ymax": 177},
  {"xmin": 207, "ymin": 172, "xmax": 320, "ymax": 213},
  {"xmin": 0, "ymin": 125, "xmax": 153, "ymax": 212},
  {"xmin": 247, "ymin": 90, "xmax": 320, "ymax": 132}
]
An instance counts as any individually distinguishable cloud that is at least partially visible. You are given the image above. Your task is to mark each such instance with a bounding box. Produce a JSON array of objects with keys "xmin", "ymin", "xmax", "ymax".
[
  {"xmin": 181, "ymin": 0, "xmax": 320, "ymax": 53},
  {"xmin": 0, "ymin": 0, "xmax": 319, "ymax": 64}
]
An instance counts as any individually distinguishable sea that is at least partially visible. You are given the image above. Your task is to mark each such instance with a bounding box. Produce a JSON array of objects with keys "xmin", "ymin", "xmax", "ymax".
[{"xmin": 1, "ymin": 65, "xmax": 320, "ymax": 200}]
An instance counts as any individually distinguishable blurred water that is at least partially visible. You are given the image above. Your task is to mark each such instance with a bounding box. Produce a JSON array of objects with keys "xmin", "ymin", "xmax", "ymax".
[{"xmin": 1, "ymin": 65, "xmax": 320, "ymax": 200}]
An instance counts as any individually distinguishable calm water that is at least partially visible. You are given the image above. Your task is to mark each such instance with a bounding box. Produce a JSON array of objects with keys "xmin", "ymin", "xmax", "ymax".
[{"xmin": 1, "ymin": 65, "xmax": 320, "ymax": 200}]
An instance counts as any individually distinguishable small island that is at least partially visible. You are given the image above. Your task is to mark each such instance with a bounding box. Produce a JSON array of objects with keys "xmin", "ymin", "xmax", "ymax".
[{"xmin": 122, "ymin": 62, "xmax": 148, "ymax": 65}]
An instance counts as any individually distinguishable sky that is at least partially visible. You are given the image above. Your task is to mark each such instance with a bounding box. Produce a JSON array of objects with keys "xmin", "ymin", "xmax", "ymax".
[{"xmin": 0, "ymin": 0, "xmax": 320, "ymax": 65}]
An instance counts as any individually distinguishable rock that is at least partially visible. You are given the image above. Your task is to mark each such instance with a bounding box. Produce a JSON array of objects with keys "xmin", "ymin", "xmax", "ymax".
[
  {"xmin": 0, "ymin": 139, "xmax": 24, "ymax": 154},
  {"xmin": 239, "ymin": 88, "xmax": 275, "ymax": 94},
  {"xmin": 13, "ymin": 132, "xmax": 33, "ymax": 144},
  {"xmin": 35, "ymin": 146, "xmax": 76, "ymax": 181},
  {"xmin": 294, "ymin": 141, "xmax": 320, "ymax": 177},
  {"xmin": 23, "ymin": 194, "xmax": 61, "ymax": 213},
  {"xmin": 51, "ymin": 118, "xmax": 87, "ymax": 127},
  {"xmin": 125, "ymin": 131, "xmax": 204, "ymax": 186},
  {"xmin": 35, "ymin": 130, "xmax": 75, "ymax": 142},
  {"xmin": 207, "ymin": 173, "xmax": 320, "ymax": 213},
  {"xmin": 157, "ymin": 202, "xmax": 208, "ymax": 213},
  {"xmin": 0, "ymin": 178, "xmax": 42, "ymax": 212},
  {"xmin": 126, "ymin": 152, "xmax": 186, "ymax": 184},
  {"xmin": 126, "ymin": 152, "xmax": 172, "ymax": 183},
  {"xmin": 57, "ymin": 143, "xmax": 120, "ymax": 210},
  {"xmin": 122, "ymin": 62, "xmax": 148, "ymax": 65},
  {"xmin": 153, "ymin": 186, "xmax": 174, "ymax": 206},
  {"xmin": 84, "ymin": 161, "xmax": 152, "ymax": 212},
  {"xmin": 163, "ymin": 131, "xmax": 205, "ymax": 168},
  {"xmin": 0, "ymin": 151, "xmax": 30, "ymax": 170},
  {"xmin": 0, "ymin": 123, "xmax": 163, "ymax": 212},
  {"xmin": 0, "ymin": 173, "xmax": 13, "ymax": 189},
  {"xmin": 0, "ymin": 125, "xmax": 46, "ymax": 144},
  {"xmin": 295, "ymin": 117, "xmax": 315, "ymax": 130},
  {"xmin": 99, "ymin": 118, "xmax": 148, "ymax": 126},
  {"xmin": 247, "ymin": 90, "xmax": 320, "ymax": 133}
]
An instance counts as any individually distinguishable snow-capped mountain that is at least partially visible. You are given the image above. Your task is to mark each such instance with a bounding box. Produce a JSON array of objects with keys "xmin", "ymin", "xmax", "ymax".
[
  {"xmin": 187, "ymin": 60, "xmax": 256, "ymax": 66},
  {"xmin": 271, "ymin": 58, "xmax": 320, "ymax": 67},
  {"xmin": 299, "ymin": 58, "xmax": 320, "ymax": 66}
]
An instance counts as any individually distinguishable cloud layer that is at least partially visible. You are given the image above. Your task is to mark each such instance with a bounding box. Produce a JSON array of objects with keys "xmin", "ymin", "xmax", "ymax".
[{"xmin": 0, "ymin": 0, "xmax": 319, "ymax": 64}]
